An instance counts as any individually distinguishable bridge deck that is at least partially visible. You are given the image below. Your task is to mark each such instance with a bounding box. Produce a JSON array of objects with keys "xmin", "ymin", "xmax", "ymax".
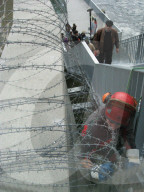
[
  {"xmin": 67, "ymin": 0, "xmax": 131, "ymax": 65},
  {"xmin": 67, "ymin": 0, "xmax": 105, "ymax": 35}
]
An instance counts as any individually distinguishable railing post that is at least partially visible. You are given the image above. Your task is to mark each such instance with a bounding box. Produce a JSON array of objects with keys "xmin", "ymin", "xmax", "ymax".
[
  {"xmin": 135, "ymin": 86, "xmax": 144, "ymax": 155},
  {"xmin": 135, "ymin": 33, "xmax": 144, "ymax": 63}
]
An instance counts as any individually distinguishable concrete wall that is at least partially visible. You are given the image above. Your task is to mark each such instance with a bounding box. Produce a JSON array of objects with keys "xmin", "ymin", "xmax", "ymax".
[{"xmin": 0, "ymin": 0, "xmax": 70, "ymax": 191}]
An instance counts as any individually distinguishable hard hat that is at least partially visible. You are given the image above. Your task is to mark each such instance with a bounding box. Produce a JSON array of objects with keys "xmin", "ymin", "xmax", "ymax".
[
  {"xmin": 102, "ymin": 92, "xmax": 111, "ymax": 104},
  {"xmin": 104, "ymin": 92, "xmax": 137, "ymax": 126}
]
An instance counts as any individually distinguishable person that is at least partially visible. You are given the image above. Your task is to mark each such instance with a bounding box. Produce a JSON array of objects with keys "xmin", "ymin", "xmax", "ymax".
[
  {"xmin": 93, "ymin": 20, "xmax": 119, "ymax": 64},
  {"xmin": 72, "ymin": 23, "xmax": 77, "ymax": 33},
  {"xmin": 61, "ymin": 33, "xmax": 69, "ymax": 50},
  {"xmin": 65, "ymin": 22, "xmax": 71, "ymax": 40},
  {"xmin": 91, "ymin": 17, "xmax": 97, "ymax": 38},
  {"xmin": 80, "ymin": 31, "xmax": 87, "ymax": 40},
  {"xmin": 71, "ymin": 30, "xmax": 81, "ymax": 44},
  {"xmin": 65, "ymin": 22, "xmax": 71, "ymax": 33},
  {"xmin": 80, "ymin": 92, "xmax": 139, "ymax": 182},
  {"xmin": 61, "ymin": 33, "xmax": 68, "ymax": 42},
  {"xmin": 85, "ymin": 38, "xmax": 99, "ymax": 57},
  {"xmin": 85, "ymin": 38, "xmax": 95, "ymax": 53}
]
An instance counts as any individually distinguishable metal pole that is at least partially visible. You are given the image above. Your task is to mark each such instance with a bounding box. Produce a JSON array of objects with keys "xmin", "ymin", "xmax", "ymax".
[
  {"xmin": 135, "ymin": 32, "xmax": 144, "ymax": 63},
  {"xmin": 87, "ymin": 8, "xmax": 93, "ymax": 39}
]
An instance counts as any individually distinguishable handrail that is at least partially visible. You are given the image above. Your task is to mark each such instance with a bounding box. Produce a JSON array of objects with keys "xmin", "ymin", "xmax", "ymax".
[
  {"xmin": 121, "ymin": 33, "xmax": 144, "ymax": 42},
  {"xmin": 120, "ymin": 33, "xmax": 144, "ymax": 64}
]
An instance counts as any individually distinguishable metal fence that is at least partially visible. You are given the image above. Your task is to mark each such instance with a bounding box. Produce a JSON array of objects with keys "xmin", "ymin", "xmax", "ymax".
[{"xmin": 120, "ymin": 33, "xmax": 144, "ymax": 64}]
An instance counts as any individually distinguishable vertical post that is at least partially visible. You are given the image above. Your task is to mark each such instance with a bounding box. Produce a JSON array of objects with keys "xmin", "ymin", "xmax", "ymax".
[
  {"xmin": 135, "ymin": 86, "xmax": 144, "ymax": 156},
  {"xmin": 87, "ymin": 8, "xmax": 93, "ymax": 39},
  {"xmin": 135, "ymin": 33, "xmax": 144, "ymax": 63}
]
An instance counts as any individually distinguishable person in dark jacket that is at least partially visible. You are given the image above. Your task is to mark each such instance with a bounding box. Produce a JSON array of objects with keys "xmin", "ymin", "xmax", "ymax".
[
  {"xmin": 80, "ymin": 31, "xmax": 86, "ymax": 40},
  {"xmin": 80, "ymin": 92, "xmax": 138, "ymax": 182},
  {"xmin": 93, "ymin": 20, "xmax": 119, "ymax": 64},
  {"xmin": 71, "ymin": 30, "xmax": 81, "ymax": 44},
  {"xmin": 72, "ymin": 23, "xmax": 77, "ymax": 33}
]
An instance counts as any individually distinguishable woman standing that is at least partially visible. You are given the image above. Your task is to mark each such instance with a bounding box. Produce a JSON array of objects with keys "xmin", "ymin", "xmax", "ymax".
[{"xmin": 91, "ymin": 17, "xmax": 97, "ymax": 37}]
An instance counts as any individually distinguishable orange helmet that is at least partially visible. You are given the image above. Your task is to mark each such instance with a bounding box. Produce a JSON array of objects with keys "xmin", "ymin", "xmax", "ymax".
[
  {"xmin": 102, "ymin": 92, "xmax": 111, "ymax": 103},
  {"xmin": 103, "ymin": 92, "xmax": 137, "ymax": 126}
]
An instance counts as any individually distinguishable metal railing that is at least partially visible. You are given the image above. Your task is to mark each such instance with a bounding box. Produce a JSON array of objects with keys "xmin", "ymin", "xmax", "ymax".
[{"xmin": 120, "ymin": 33, "xmax": 144, "ymax": 64}]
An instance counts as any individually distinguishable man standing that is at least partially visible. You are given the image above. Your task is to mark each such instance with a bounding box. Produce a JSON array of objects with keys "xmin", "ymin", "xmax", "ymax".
[{"xmin": 93, "ymin": 20, "xmax": 119, "ymax": 64}]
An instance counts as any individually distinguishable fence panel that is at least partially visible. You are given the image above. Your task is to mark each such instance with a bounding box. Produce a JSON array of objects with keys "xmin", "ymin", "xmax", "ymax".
[{"xmin": 121, "ymin": 33, "xmax": 144, "ymax": 64}]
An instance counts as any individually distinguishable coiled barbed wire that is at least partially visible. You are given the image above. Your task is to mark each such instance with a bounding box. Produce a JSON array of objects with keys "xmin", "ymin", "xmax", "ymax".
[{"xmin": 0, "ymin": 1, "xmax": 137, "ymax": 192}]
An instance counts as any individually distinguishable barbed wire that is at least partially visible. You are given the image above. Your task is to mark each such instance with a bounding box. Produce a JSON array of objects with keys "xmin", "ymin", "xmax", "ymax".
[{"xmin": 0, "ymin": 0, "xmax": 140, "ymax": 191}]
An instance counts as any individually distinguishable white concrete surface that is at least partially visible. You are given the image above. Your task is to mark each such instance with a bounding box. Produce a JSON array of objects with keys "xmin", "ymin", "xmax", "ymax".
[
  {"xmin": 0, "ymin": 0, "xmax": 70, "ymax": 189},
  {"xmin": 67, "ymin": 0, "xmax": 104, "ymax": 34}
]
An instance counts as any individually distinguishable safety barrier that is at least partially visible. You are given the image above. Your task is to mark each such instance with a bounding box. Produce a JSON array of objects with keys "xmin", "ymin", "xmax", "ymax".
[
  {"xmin": 63, "ymin": 41, "xmax": 144, "ymax": 154},
  {"xmin": 120, "ymin": 33, "xmax": 144, "ymax": 64}
]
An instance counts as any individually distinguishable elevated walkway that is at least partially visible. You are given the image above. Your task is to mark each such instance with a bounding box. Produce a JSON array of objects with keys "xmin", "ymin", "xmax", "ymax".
[
  {"xmin": 63, "ymin": 40, "xmax": 144, "ymax": 191},
  {"xmin": 67, "ymin": 0, "xmax": 123, "ymax": 64},
  {"xmin": 64, "ymin": 1, "xmax": 144, "ymax": 191},
  {"xmin": 67, "ymin": 0, "xmax": 144, "ymax": 65},
  {"xmin": 67, "ymin": 0, "xmax": 104, "ymax": 34}
]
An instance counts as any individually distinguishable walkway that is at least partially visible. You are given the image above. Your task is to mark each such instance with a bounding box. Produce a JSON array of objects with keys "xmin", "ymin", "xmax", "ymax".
[
  {"xmin": 67, "ymin": 0, "xmax": 131, "ymax": 65},
  {"xmin": 67, "ymin": 0, "xmax": 104, "ymax": 35}
]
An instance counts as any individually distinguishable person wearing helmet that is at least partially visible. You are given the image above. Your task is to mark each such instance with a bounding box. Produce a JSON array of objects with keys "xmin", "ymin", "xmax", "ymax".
[{"xmin": 80, "ymin": 92, "xmax": 138, "ymax": 182}]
